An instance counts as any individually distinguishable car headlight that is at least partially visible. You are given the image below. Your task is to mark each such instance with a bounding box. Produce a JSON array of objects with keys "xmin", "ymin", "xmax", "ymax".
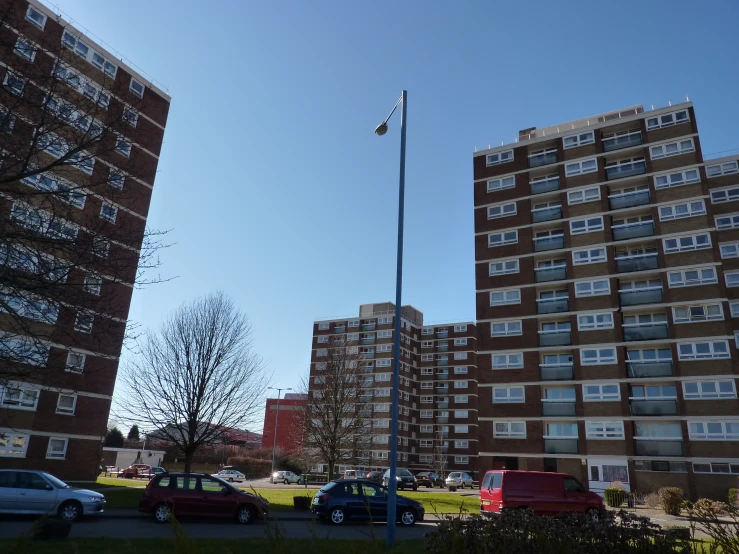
[{"xmin": 89, "ymin": 496, "xmax": 103, "ymax": 501}]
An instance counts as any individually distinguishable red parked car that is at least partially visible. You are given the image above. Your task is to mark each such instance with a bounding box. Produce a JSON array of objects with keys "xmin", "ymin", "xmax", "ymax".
[
  {"xmin": 119, "ymin": 464, "xmax": 152, "ymax": 479},
  {"xmin": 479, "ymin": 470, "xmax": 604, "ymax": 519},
  {"xmin": 138, "ymin": 472, "xmax": 269, "ymax": 524}
]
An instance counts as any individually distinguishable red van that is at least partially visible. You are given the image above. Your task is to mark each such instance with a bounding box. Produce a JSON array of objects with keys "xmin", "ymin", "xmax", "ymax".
[{"xmin": 479, "ymin": 470, "xmax": 604, "ymax": 518}]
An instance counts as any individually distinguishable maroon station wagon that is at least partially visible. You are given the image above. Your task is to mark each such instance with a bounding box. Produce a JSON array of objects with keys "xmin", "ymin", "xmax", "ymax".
[{"xmin": 138, "ymin": 472, "xmax": 269, "ymax": 524}]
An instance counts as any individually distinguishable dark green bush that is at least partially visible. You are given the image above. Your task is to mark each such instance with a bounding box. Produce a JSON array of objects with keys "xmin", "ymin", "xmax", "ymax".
[
  {"xmin": 729, "ymin": 488, "xmax": 738, "ymax": 506},
  {"xmin": 604, "ymin": 487, "xmax": 627, "ymax": 507},
  {"xmin": 425, "ymin": 509, "xmax": 688, "ymax": 554},
  {"xmin": 658, "ymin": 487, "xmax": 684, "ymax": 516}
]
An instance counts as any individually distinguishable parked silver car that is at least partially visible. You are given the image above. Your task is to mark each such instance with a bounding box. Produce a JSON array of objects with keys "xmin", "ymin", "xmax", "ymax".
[
  {"xmin": 445, "ymin": 471, "xmax": 474, "ymax": 489},
  {"xmin": 213, "ymin": 469, "xmax": 246, "ymax": 483},
  {"xmin": 270, "ymin": 470, "xmax": 302, "ymax": 484},
  {"xmin": 0, "ymin": 469, "xmax": 105, "ymax": 522}
]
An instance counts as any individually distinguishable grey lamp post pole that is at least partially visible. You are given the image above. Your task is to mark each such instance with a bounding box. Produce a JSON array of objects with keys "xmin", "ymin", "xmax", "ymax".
[
  {"xmin": 375, "ymin": 90, "xmax": 407, "ymax": 547},
  {"xmin": 268, "ymin": 387, "xmax": 291, "ymax": 479}
]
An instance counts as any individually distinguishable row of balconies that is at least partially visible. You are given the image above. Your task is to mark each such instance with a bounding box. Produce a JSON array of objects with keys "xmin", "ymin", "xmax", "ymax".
[
  {"xmin": 527, "ymin": 132, "xmax": 645, "ymax": 173},
  {"xmin": 537, "ymin": 321, "xmax": 669, "ymax": 348},
  {"xmin": 540, "ymin": 398, "xmax": 678, "ymax": 417},
  {"xmin": 542, "ymin": 438, "xmax": 682, "ymax": 456},
  {"xmin": 539, "ymin": 359, "xmax": 674, "ymax": 381},
  {"xmin": 529, "ymin": 189, "xmax": 652, "ymax": 226},
  {"xmin": 532, "ymin": 220, "xmax": 655, "ymax": 253}
]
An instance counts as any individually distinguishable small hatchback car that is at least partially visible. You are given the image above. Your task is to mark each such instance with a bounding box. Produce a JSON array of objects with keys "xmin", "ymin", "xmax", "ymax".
[{"xmin": 138, "ymin": 473, "xmax": 268, "ymax": 524}]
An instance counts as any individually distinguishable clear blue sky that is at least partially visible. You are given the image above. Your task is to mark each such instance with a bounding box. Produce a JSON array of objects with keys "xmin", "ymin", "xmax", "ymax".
[{"xmin": 52, "ymin": 0, "xmax": 739, "ymax": 429}]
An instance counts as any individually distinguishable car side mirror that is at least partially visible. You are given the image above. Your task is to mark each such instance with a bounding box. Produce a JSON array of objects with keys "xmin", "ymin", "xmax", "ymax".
[
  {"xmin": 46, "ymin": 485, "xmax": 53, "ymax": 491},
  {"xmin": 222, "ymin": 488, "xmax": 230, "ymax": 495}
]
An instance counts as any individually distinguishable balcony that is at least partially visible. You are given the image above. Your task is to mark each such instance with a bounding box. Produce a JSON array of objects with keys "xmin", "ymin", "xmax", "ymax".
[
  {"xmin": 436, "ymin": 387, "xmax": 450, "ymax": 394},
  {"xmin": 437, "ymin": 418, "xmax": 448, "ymax": 425},
  {"xmin": 530, "ymin": 177, "xmax": 560, "ymax": 195},
  {"xmin": 626, "ymin": 360, "xmax": 673, "ymax": 378},
  {"xmin": 612, "ymin": 221, "xmax": 655, "ymax": 241},
  {"xmin": 436, "ymin": 371, "xmax": 449, "ymax": 379},
  {"xmin": 540, "ymin": 364, "xmax": 574, "ymax": 381},
  {"xmin": 634, "ymin": 440, "xmax": 683, "ymax": 457},
  {"xmin": 539, "ymin": 331, "xmax": 571, "ymax": 347},
  {"xmin": 529, "ymin": 151, "xmax": 558, "ymax": 168},
  {"xmin": 359, "ymin": 352, "xmax": 375, "ymax": 360},
  {"xmin": 544, "ymin": 438, "xmax": 579, "ymax": 454},
  {"xmin": 542, "ymin": 402, "xmax": 576, "ymax": 416},
  {"xmin": 359, "ymin": 366, "xmax": 374, "ymax": 374},
  {"xmin": 535, "ymin": 266, "xmax": 567, "ymax": 283},
  {"xmin": 438, "ymin": 357, "xmax": 449, "ymax": 365},
  {"xmin": 437, "ymin": 344, "xmax": 449, "ymax": 352},
  {"xmin": 619, "ymin": 287, "xmax": 663, "ymax": 306},
  {"xmin": 334, "ymin": 326, "xmax": 346, "ymax": 334},
  {"xmin": 630, "ymin": 399, "xmax": 678, "ymax": 416},
  {"xmin": 603, "ymin": 132, "xmax": 643, "ymax": 152},
  {"xmin": 537, "ymin": 298, "xmax": 569, "ymax": 315},
  {"xmin": 362, "ymin": 323, "xmax": 376, "ymax": 331},
  {"xmin": 615, "ymin": 254, "xmax": 659, "ymax": 273},
  {"xmin": 437, "ymin": 331, "xmax": 449, "ymax": 339},
  {"xmin": 361, "ymin": 337, "xmax": 376, "ymax": 345},
  {"xmin": 623, "ymin": 323, "xmax": 668, "ymax": 342},
  {"xmin": 437, "ymin": 402, "xmax": 449, "ymax": 410},
  {"xmin": 532, "ymin": 206, "xmax": 563, "ymax": 223},
  {"xmin": 533, "ymin": 235, "xmax": 565, "ymax": 252},
  {"xmin": 440, "ymin": 445, "xmax": 449, "ymax": 453},
  {"xmin": 609, "ymin": 189, "xmax": 650, "ymax": 210},
  {"xmin": 606, "ymin": 160, "xmax": 647, "ymax": 181}
]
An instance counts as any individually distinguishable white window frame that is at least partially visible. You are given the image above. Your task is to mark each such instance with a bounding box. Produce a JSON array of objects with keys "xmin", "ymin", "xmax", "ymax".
[
  {"xmin": 654, "ymin": 168, "xmax": 701, "ymax": 190},
  {"xmin": 688, "ymin": 421, "xmax": 739, "ymax": 441},
  {"xmin": 491, "ymin": 320, "xmax": 522, "ymax": 337},
  {"xmin": 563, "ymin": 130, "xmax": 594, "ymax": 149},
  {"xmin": 574, "ymin": 279, "xmax": 610, "ymax": 298},
  {"xmin": 715, "ymin": 213, "xmax": 739, "ymax": 230},
  {"xmin": 453, "ymin": 352, "xmax": 468, "ymax": 360},
  {"xmin": 490, "ymin": 289, "xmax": 521, "ymax": 306},
  {"xmin": 487, "ymin": 202, "xmax": 517, "ymax": 220},
  {"xmin": 3, "ymin": 70, "xmax": 27, "ymax": 96},
  {"xmin": 130, "ymin": 78, "xmax": 145, "ymax": 98},
  {"xmin": 454, "ymin": 324, "xmax": 468, "ymax": 332},
  {"xmin": 454, "ymin": 424, "xmax": 469, "ymax": 433},
  {"xmin": 114, "ymin": 138, "xmax": 132, "ymax": 158},
  {"xmin": 646, "ymin": 109, "xmax": 690, "ymax": 130},
  {"xmin": 83, "ymin": 275, "xmax": 102, "ymax": 295},
  {"xmin": 26, "ymin": 6, "xmax": 47, "ymax": 29},
  {"xmin": 108, "ymin": 169, "xmax": 125, "ymax": 190},
  {"xmin": 585, "ymin": 421, "xmax": 625, "ymax": 440},
  {"xmin": 650, "ymin": 138, "xmax": 695, "ymax": 160},
  {"xmin": 662, "ymin": 233, "xmax": 711, "ymax": 254},
  {"xmin": 580, "ymin": 348, "xmax": 617, "ymax": 366},
  {"xmin": 455, "ymin": 395, "xmax": 468, "ymax": 403},
  {"xmin": 454, "ymin": 366, "xmax": 468, "ymax": 374},
  {"xmin": 99, "ymin": 204, "xmax": 118, "ymax": 224},
  {"xmin": 567, "ymin": 185, "xmax": 600, "ymax": 205},
  {"xmin": 318, "ymin": 323, "xmax": 330, "ymax": 330},
  {"xmin": 572, "ymin": 247, "xmax": 606, "ymax": 266},
  {"xmin": 46, "ymin": 437, "xmax": 69, "ymax": 459},
  {"xmin": 706, "ymin": 160, "xmax": 739, "ymax": 177},
  {"xmin": 659, "ymin": 200, "xmax": 706, "ymax": 221},
  {"xmin": 728, "ymin": 271, "xmax": 739, "ymax": 288},
  {"xmin": 711, "ymin": 185, "xmax": 739, "ymax": 204},
  {"xmin": 14, "ymin": 37, "xmax": 36, "ymax": 62},
  {"xmin": 488, "ymin": 230, "xmax": 518, "ymax": 247},
  {"xmin": 677, "ymin": 340, "xmax": 730, "ymax": 361},
  {"xmin": 56, "ymin": 394, "xmax": 77, "ymax": 415},
  {"xmin": 544, "ymin": 423, "xmax": 578, "ymax": 438},
  {"xmin": 583, "ymin": 383, "xmax": 621, "ymax": 402},
  {"xmin": 570, "ymin": 216, "xmax": 604, "ymax": 235},
  {"xmin": 493, "ymin": 386, "xmax": 525, "ymax": 404},
  {"xmin": 672, "ymin": 303, "xmax": 723, "ymax": 324},
  {"xmin": 577, "ymin": 312, "xmax": 614, "ymax": 331},
  {"xmin": 454, "ymin": 381, "xmax": 469, "ymax": 389},
  {"xmin": 61, "ymin": 31, "xmax": 118, "ymax": 78},
  {"xmin": 454, "ymin": 338, "xmax": 468, "ymax": 346},
  {"xmin": 492, "ymin": 352, "xmax": 523, "ymax": 369},
  {"xmin": 493, "ymin": 421, "xmax": 526, "ymax": 439},
  {"xmin": 487, "ymin": 175, "xmax": 516, "ymax": 192},
  {"xmin": 65, "ymin": 352, "xmax": 85, "ymax": 373},
  {"xmin": 454, "ymin": 410, "xmax": 469, "ymax": 419},
  {"xmin": 565, "ymin": 158, "xmax": 598, "ymax": 177},
  {"xmin": 682, "ymin": 380, "xmax": 736, "ymax": 400},
  {"xmin": 667, "ymin": 267, "xmax": 718, "ymax": 288},
  {"xmin": 455, "ymin": 456, "xmax": 469, "ymax": 464},
  {"xmin": 0, "ymin": 383, "xmax": 40, "ymax": 411},
  {"xmin": 486, "ymin": 150, "xmax": 513, "ymax": 166},
  {"xmin": 0, "ymin": 432, "xmax": 30, "ymax": 458},
  {"xmin": 490, "ymin": 260, "xmax": 519, "ymax": 277}
]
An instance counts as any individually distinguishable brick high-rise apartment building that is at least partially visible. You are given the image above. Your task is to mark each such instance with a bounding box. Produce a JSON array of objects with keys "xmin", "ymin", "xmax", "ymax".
[
  {"xmin": 310, "ymin": 302, "xmax": 478, "ymax": 475},
  {"xmin": 0, "ymin": 0, "xmax": 169, "ymax": 479},
  {"xmin": 474, "ymin": 101, "xmax": 739, "ymax": 499}
]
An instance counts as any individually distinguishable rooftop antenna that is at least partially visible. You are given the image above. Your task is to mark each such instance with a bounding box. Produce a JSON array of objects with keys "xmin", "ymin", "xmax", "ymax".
[
  {"xmin": 651, "ymin": 105, "xmax": 654, "ymax": 110},
  {"xmin": 668, "ymin": 100, "xmax": 672, "ymax": 106},
  {"xmin": 686, "ymin": 94, "xmax": 690, "ymax": 102}
]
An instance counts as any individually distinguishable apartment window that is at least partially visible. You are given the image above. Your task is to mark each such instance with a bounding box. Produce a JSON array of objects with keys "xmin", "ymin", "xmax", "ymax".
[
  {"xmin": 490, "ymin": 289, "xmax": 521, "ymax": 306},
  {"xmin": 659, "ymin": 200, "xmax": 706, "ymax": 221},
  {"xmin": 99, "ymin": 204, "xmax": 118, "ymax": 224},
  {"xmin": 422, "ymin": 327, "xmax": 433, "ymax": 335},
  {"xmin": 654, "ymin": 168, "xmax": 700, "ymax": 189},
  {"xmin": 488, "ymin": 231, "xmax": 518, "ymax": 247},
  {"xmin": 315, "ymin": 362, "xmax": 326, "ymax": 370},
  {"xmin": 130, "ymin": 78, "xmax": 145, "ymax": 98},
  {"xmin": 377, "ymin": 330, "xmax": 392, "ymax": 339},
  {"xmin": 375, "ymin": 373, "xmax": 391, "ymax": 382},
  {"xmin": 347, "ymin": 332, "xmax": 359, "ymax": 340},
  {"xmin": 581, "ymin": 348, "xmax": 617, "ymax": 365},
  {"xmin": 123, "ymin": 106, "xmax": 138, "ymax": 127},
  {"xmin": 493, "ymin": 386, "xmax": 525, "ymax": 403},
  {"xmin": 565, "ymin": 158, "xmax": 597, "ymax": 176},
  {"xmin": 0, "ymin": 432, "xmax": 29, "ymax": 457},
  {"xmin": 494, "ymin": 421, "xmax": 526, "ymax": 438},
  {"xmin": 455, "ymin": 395, "xmax": 468, "ymax": 403},
  {"xmin": 545, "ymin": 423, "xmax": 578, "ymax": 438},
  {"xmin": 420, "ymin": 411, "xmax": 433, "ymax": 419},
  {"xmin": 375, "ymin": 389, "xmax": 391, "ymax": 397},
  {"xmin": 586, "ymin": 421, "xmax": 625, "ymax": 439},
  {"xmin": 693, "ymin": 462, "xmax": 739, "ymax": 474},
  {"xmin": 65, "ymin": 352, "xmax": 85, "ymax": 373},
  {"xmin": 663, "ymin": 233, "xmax": 711, "ymax": 254},
  {"xmin": 605, "ymin": 157, "xmax": 646, "ymax": 178},
  {"xmin": 677, "ymin": 340, "xmax": 730, "ymax": 360},
  {"xmin": 316, "ymin": 348, "xmax": 328, "ymax": 357},
  {"xmin": 348, "ymin": 320, "xmax": 360, "ymax": 327},
  {"xmin": 486, "ymin": 150, "xmax": 513, "ymax": 166},
  {"xmin": 683, "ymin": 380, "xmax": 736, "ymax": 400},
  {"xmin": 583, "ymin": 383, "xmax": 620, "ymax": 402},
  {"xmin": 454, "ymin": 381, "xmax": 468, "ymax": 389},
  {"xmin": 14, "ymin": 38, "xmax": 36, "ymax": 62},
  {"xmin": 626, "ymin": 348, "xmax": 672, "ymax": 365},
  {"xmin": 115, "ymin": 138, "xmax": 132, "ymax": 158},
  {"xmin": 572, "ymin": 247, "xmax": 606, "ymax": 266},
  {"xmin": 488, "ymin": 202, "xmax": 516, "ymax": 220},
  {"xmin": 376, "ymin": 344, "xmax": 391, "ymax": 352},
  {"xmin": 728, "ymin": 271, "xmax": 739, "ymax": 288},
  {"xmin": 108, "ymin": 170, "xmax": 125, "ymax": 190},
  {"xmin": 376, "ymin": 359, "xmax": 391, "ymax": 367},
  {"xmin": 570, "ymin": 216, "xmax": 604, "ymax": 235},
  {"xmin": 646, "ymin": 109, "xmax": 689, "ymax": 130},
  {"xmin": 455, "ymin": 411, "xmax": 469, "ymax": 419},
  {"xmin": 454, "ymin": 324, "xmax": 467, "ymax": 332},
  {"xmin": 487, "ymin": 175, "xmax": 516, "ymax": 192},
  {"xmin": 632, "ymin": 384, "xmax": 676, "ymax": 402},
  {"xmin": 563, "ymin": 130, "xmax": 594, "ymax": 149},
  {"xmin": 567, "ymin": 186, "xmax": 600, "ymax": 205},
  {"xmin": 650, "ymin": 139, "xmax": 695, "ymax": 160},
  {"xmin": 26, "ymin": 6, "xmax": 47, "ymax": 28},
  {"xmin": 454, "ymin": 366, "xmax": 468, "ymax": 374},
  {"xmin": 673, "ymin": 303, "xmax": 722, "ymax": 324},
  {"xmin": 731, "ymin": 302, "xmax": 739, "ymax": 317},
  {"xmin": 421, "ymin": 341, "xmax": 433, "ymax": 348},
  {"xmin": 317, "ymin": 336, "xmax": 329, "ymax": 344},
  {"xmin": 420, "ymin": 425, "xmax": 433, "ymax": 433},
  {"xmin": 420, "ymin": 396, "xmax": 433, "ymax": 404},
  {"xmin": 492, "ymin": 351, "xmax": 523, "ymax": 369},
  {"xmin": 84, "ymin": 276, "xmax": 102, "ymax": 296},
  {"xmin": 45, "ymin": 437, "xmax": 68, "ymax": 460},
  {"xmin": 542, "ymin": 353, "xmax": 573, "ymax": 366},
  {"xmin": 0, "ymin": 383, "xmax": 40, "ymax": 410},
  {"xmin": 454, "ymin": 456, "xmax": 469, "ymax": 464},
  {"xmin": 454, "ymin": 338, "xmax": 468, "ymax": 346},
  {"xmin": 92, "ymin": 238, "xmax": 110, "ymax": 258},
  {"xmin": 419, "ymin": 454, "xmax": 432, "ymax": 463},
  {"xmin": 711, "ymin": 186, "xmax": 739, "ymax": 204},
  {"xmin": 378, "ymin": 317, "xmax": 393, "ymax": 324},
  {"xmin": 421, "ymin": 354, "xmax": 434, "ymax": 362},
  {"xmin": 56, "ymin": 394, "xmax": 77, "ymax": 415},
  {"xmin": 689, "ymin": 421, "xmax": 739, "ymax": 441},
  {"xmin": 667, "ymin": 267, "xmax": 717, "ymax": 288},
  {"xmin": 420, "ymin": 382, "xmax": 433, "ymax": 389},
  {"xmin": 635, "ymin": 422, "xmax": 682, "ymax": 440},
  {"xmin": 455, "ymin": 425, "xmax": 469, "ymax": 434},
  {"xmin": 3, "ymin": 71, "xmax": 27, "ymax": 96},
  {"xmin": 577, "ymin": 312, "xmax": 614, "ymax": 331},
  {"xmin": 0, "ymin": 290, "xmax": 59, "ymax": 324},
  {"xmin": 574, "ymin": 279, "xmax": 610, "ymax": 297},
  {"xmin": 716, "ymin": 213, "xmax": 739, "ymax": 230},
  {"xmin": 706, "ymin": 160, "xmax": 739, "ymax": 177},
  {"xmin": 455, "ymin": 441, "xmax": 470, "ymax": 450},
  {"xmin": 491, "ymin": 320, "xmax": 522, "ymax": 337},
  {"xmin": 61, "ymin": 31, "xmax": 117, "ymax": 77}
]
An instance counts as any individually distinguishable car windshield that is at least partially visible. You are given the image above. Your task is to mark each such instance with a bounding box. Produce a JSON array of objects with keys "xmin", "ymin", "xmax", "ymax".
[
  {"xmin": 397, "ymin": 470, "xmax": 412, "ymax": 477},
  {"xmin": 449, "ymin": 473, "xmax": 460, "ymax": 478},
  {"xmin": 417, "ymin": 472, "xmax": 429, "ymax": 477},
  {"xmin": 43, "ymin": 473, "xmax": 69, "ymax": 489}
]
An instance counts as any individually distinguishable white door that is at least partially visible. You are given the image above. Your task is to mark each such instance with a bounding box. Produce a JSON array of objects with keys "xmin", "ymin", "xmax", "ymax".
[{"xmin": 587, "ymin": 458, "xmax": 630, "ymax": 495}]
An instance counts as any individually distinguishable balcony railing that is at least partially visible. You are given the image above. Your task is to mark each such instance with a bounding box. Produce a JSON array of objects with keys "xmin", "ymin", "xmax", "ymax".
[
  {"xmin": 437, "ymin": 402, "xmax": 449, "ymax": 410},
  {"xmin": 334, "ymin": 326, "xmax": 346, "ymax": 334},
  {"xmin": 437, "ymin": 345, "xmax": 449, "ymax": 352},
  {"xmin": 440, "ymin": 445, "xmax": 449, "ymax": 453},
  {"xmin": 602, "ymin": 132, "xmax": 642, "ymax": 152},
  {"xmin": 436, "ymin": 387, "xmax": 450, "ymax": 394},
  {"xmin": 529, "ymin": 151, "xmax": 558, "ymax": 168},
  {"xmin": 542, "ymin": 402, "xmax": 576, "ymax": 416},
  {"xmin": 532, "ymin": 206, "xmax": 563, "ymax": 223},
  {"xmin": 437, "ymin": 418, "xmax": 448, "ymax": 425},
  {"xmin": 437, "ymin": 331, "xmax": 449, "ymax": 338},
  {"xmin": 362, "ymin": 323, "xmax": 376, "ymax": 331},
  {"xmin": 438, "ymin": 357, "xmax": 449, "ymax": 365},
  {"xmin": 530, "ymin": 177, "xmax": 560, "ymax": 195},
  {"xmin": 540, "ymin": 364, "xmax": 574, "ymax": 381},
  {"xmin": 615, "ymin": 253, "xmax": 659, "ymax": 273},
  {"xmin": 359, "ymin": 366, "xmax": 374, "ymax": 374},
  {"xmin": 623, "ymin": 323, "xmax": 668, "ymax": 342},
  {"xmin": 537, "ymin": 298, "xmax": 569, "ymax": 315},
  {"xmin": 360, "ymin": 352, "xmax": 375, "ymax": 359},
  {"xmin": 619, "ymin": 287, "xmax": 663, "ymax": 306},
  {"xmin": 539, "ymin": 331, "xmax": 571, "ymax": 347},
  {"xmin": 626, "ymin": 360, "xmax": 673, "ymax": 378},
  {"xmin": 609, "ymin": 189, "xmax": 650, "ymax": 210},
  {"xmin": 533, "ymin": 235, "xmax": 565, "ymax": 252},
  {"xmin": 361, "ymin": 337, "xmax": 376, "ymax": 345},
  {"xmin": 606, "ymin": 160, "xmax": 647, "ymax": 180},
  {"xmin": 544, "ymin": 438, "xmax": 579, "ymax": 454},
  {"xmin": 630, "ymin": 399, "xmax": 678, "ymax": 416},
  {"xmin": 612, "ymin": 221, "xmax": 655, "ymax": 241},
  {"xmin": 436, "ymin": 371, "xmax": 449, "ymax": 378},
  {"xmin": 634, "ymin": 440, "xmax": 683, "ymax": 457},
  {"xmin": 535, "ymin": 265, "xmax": 567, "ymax": 283}
]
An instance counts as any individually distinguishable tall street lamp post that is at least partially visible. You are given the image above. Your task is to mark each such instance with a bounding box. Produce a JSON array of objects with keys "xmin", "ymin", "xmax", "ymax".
[
  {"xmin": 268, "ymin": 386, "xmax": 292, "ymax": 479},
  {"xmin": 374, "ymin": 90, "xmax": 407, "ymax": 547}
]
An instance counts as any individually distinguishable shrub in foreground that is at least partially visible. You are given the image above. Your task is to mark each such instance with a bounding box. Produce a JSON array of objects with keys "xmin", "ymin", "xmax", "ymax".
[
  {"xmin": 604, "ymin": 487, "xmax": 627, "ymax": 508},
  {"xmin": 686, "ymin": 500, "xmax": 739, "ymax": 554},
  {"xmin": 658, "ymin": 487, "xmax": 684, "ymax": 516}
]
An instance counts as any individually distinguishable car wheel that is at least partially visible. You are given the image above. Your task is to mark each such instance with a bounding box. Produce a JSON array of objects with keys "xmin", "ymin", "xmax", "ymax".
[
  {"xmin": 154, "ymin": 503, "xmax": 171, "ymax": 523},
  {"xmin": 58, "ymin": 500, "xmax": 82, "ymax": 522},
  {"xmin": 586, "ymin": 508, "xmax": 602, "ymax": 522},
  {"xmin": 329, "ymin": 507, "xmax": 346, "ymax": 525},
  {"xmin": 427, "ymin": 484, "xmax": 432, "ymax": 489},
  {"xmin": 399, "ymin": 509, "xmax": 416, "ymax": 526},
  {"xmin": 460, "ymin": 483, "xmax": 465, "ymax": 490},
  {"xmin": 284, "ymin": 479, "xmax": 288, "ymax": 485},
  {"xmin": 237, "ymin": 505, "xmax": 255, "ymax": 524},
  {"xmin": 413, "ymin": 485, "xmax": 418, "ymax": 491},
  {"xmin": 228, "ymin": 478, "xmax": 234, "ymax": 483}
]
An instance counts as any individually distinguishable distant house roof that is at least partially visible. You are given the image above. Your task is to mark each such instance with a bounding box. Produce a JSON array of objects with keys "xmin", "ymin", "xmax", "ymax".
[
  {"xmin": 284, "ymin": 393, "xmax": 308, "ymax": 400},
  {"xmin": 146, "ymin": 422, "xmax": 261, "ymax": 446}
]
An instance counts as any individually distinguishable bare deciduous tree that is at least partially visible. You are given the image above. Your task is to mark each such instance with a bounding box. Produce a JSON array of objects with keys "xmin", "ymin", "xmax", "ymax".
[
  {"xmin": 301, "ymin": 337, "xmax": 373, "ymax": 478},
  {"xmin": 118, "ymin": 292, "xmax": 268, "ymax": 472}
]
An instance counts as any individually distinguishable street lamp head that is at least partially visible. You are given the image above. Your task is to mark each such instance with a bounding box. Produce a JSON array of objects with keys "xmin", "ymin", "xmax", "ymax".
[{"xmin": 375, "ymin": 122, "xmax": 388, "ymax": 136}]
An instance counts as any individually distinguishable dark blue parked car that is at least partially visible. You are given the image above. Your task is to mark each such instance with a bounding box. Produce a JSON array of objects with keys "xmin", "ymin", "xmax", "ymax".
[{"xmin": 311, "ymin": 479, "xmax": 424, "ymax": 526}]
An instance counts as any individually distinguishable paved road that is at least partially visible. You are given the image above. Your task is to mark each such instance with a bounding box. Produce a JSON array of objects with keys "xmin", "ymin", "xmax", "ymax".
[{"xmin": 0, "ymin": 515, "xmax": 435, "ymax": 540}]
